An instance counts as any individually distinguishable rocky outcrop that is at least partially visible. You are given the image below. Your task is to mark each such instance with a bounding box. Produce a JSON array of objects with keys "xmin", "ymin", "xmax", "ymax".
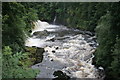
[
  {"xmin": 35, "ymin": 47, "xmax": 45, "ymax": 64},
  {"xmin": 25, "ymin": 46, "xmax": 45, "ymax": 64}
]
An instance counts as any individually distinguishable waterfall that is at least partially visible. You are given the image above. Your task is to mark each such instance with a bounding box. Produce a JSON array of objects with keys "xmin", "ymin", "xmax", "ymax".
[{"xmin": 53, "ymin": 16, "xmax": 56, "ymax": 24}]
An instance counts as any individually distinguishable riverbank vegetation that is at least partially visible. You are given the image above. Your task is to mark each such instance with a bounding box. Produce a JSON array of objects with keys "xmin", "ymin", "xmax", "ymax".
[
  {"xmin": 2, "ymin": 2, "xmax": 39, "ymax": 78},
  {"xmin": 2, "ymin": 2, "xmax": 120, "ymax": 80}
]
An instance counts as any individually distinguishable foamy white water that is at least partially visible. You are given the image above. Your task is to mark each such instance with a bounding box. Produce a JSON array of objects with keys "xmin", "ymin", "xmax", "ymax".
[
  {"xmin": 31, "ymin": 20, "xmax": 60, "ymax": 35},
  {"xmin": 25, "ymin": 20, "xmax": 102, "ymax": 79}
]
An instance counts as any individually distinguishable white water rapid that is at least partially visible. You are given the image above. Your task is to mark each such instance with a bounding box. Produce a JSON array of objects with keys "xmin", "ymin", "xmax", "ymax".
[{"xmin": 25, "ymin": 20, "xmax": 102, "ymax": 79}]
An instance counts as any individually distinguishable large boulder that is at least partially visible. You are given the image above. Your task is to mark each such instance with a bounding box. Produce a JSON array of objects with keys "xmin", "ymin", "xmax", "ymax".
[
  {"xmin": 25, "ymin": 46, "xmax": 45, "ymax": 64},
  {"xmin": 53, "ymin": 70, "xmax": 70, "ymax": 80},
  {"xmin": 35, "ymin": 47, "xmax": 45, "ymax": 64},
  {"xmin": 32, "ymin": 30, "xmax": 49, "ymax": 38}
]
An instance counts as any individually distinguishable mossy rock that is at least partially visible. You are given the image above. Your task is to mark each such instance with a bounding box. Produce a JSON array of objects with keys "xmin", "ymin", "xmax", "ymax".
[
  {"xmin": 25, "ymin": 46, "xmax": 37, "ymax": 54},
  {"xmin": 25, "ymin": 46, "xmax": 45, "ymax": 64},
  {"xmin": 34, "ymin": 47, "xmax": 45, "ymax": 64}
]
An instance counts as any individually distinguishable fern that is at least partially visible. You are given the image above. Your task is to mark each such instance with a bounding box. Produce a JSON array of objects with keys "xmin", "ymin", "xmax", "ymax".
[{"xmin": 2, "ymin": 46, "xmax": 39, "ymax": 78}]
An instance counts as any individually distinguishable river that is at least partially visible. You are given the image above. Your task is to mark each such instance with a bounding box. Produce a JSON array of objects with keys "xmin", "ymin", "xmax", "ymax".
[{"xmin": 25, "ymin": 20, "xmax": 102, "ymax": 79}]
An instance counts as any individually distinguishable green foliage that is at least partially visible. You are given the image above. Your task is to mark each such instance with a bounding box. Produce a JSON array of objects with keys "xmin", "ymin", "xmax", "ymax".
[
  {"xmin": 2, "ymin": 46, "xmax": 39, "ymax": 78},
  {"xmin": 29, "ymin": 2, "xmax": 110, "ymax": 32},
  {"xmin": 95, "ymin": 13, "xmax": 115, "ymax": 67},
  {"xmin": 110, "ymin": 38, "xmax": 120, "ymax": 79},
  {"xmin": 2, "ymin": 2, "xmax": 39, "ymax": 79},
  {"xmin": 2, "ymin": 2, "xmax": 38, "ymax": 52},
  {"xmin": 94, "ymin": 3, "xmax": 120, "ymax": 80}
]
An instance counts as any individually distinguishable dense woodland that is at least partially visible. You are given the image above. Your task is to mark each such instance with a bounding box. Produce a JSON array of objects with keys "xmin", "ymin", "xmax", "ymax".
[{"xmin": 2, "ymin": 2, "xmax": 120, "ymax": 80}]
